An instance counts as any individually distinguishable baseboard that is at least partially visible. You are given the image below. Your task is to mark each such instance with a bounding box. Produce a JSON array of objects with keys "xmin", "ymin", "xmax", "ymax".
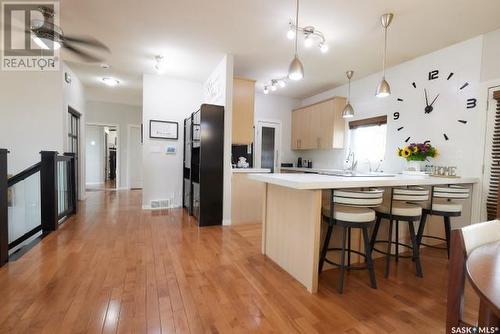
[{"xmin": 223, "ymin": 219, "xmax": 231, "ymax": 226}]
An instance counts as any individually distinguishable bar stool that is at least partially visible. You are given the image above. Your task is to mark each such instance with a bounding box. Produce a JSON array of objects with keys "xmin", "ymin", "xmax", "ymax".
[
  {"xmin": 416, "ymin": 185, "xmax": 470, "ymax": 258},
  {"xmin": 371, "ymin": 187, "xmax": 429, "ymax": 278},
  {"xmin": 319, "ymin": 188, "xmax": 384, "ymax": 293}
]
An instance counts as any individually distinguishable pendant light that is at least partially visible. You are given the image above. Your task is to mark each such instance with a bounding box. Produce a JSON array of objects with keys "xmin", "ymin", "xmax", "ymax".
[
  {"xmin": 376, "ymin": 13, "xmax": 394, "ymax": 98},
  {"xmin": 342, "ymin": 70, "xmax": 355, "ymax": 118},
  {"xmin": 288, "ymin": 0, "xmax": 304, "ymax": 81}
]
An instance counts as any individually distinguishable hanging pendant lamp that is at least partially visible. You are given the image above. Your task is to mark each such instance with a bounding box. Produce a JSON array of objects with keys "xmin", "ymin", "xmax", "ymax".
[
  {"xmin": 376, "ymin": 13, "xmax": 394, "ymax": 98},
  {"xmin": 288, "ymin": 0, "xmax": 304, "ymax": 81},
  {"xmin": 342, "ymin": 70, "xmax": 354, "ymax": 118}
]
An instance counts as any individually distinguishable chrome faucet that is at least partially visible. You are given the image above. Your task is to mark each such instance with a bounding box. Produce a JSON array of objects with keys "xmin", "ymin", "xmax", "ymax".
[{"xmin": 345, "ymin": 151, "xmax": 357, "ymax": 172}]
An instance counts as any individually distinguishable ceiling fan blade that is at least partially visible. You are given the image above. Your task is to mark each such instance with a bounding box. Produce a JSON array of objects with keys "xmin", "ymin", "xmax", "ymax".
[
  {"xmin": 63, "ymin": 43, "xmax": 104, "ymax": 63},
  {"xmin": 62, "ymin": 35, "xmax": 110, "ymax": 52}
]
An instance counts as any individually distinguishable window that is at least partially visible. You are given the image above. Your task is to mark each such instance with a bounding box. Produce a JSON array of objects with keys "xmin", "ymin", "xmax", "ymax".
[{"xmin": 348, "ymin": 116, "xmax": 387, "ymax": 169}]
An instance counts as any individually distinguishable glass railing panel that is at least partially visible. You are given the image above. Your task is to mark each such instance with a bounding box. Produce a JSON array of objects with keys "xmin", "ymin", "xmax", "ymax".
[{"xmin": 7, "ymin": 171, "xmax": 41, "ymax": 244}]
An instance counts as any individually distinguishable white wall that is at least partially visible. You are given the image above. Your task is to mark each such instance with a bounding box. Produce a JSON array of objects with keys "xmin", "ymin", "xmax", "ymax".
[
  {"xmin": 142, "ymin": 75, "xmax": 203, "ymax": 209},
  {"xmin": 0, "ymin": 63, "xmax": 85, "ymax": 181},
  {"xmin": 481, "ymin": 28, "xmax": 500, "ymax": 83},
  {"xmin": 85, "ymin": 125, "xmax": 104, "ymax": 184},
  {"xmin": 202, "ymin": 55, "xmax": 234, "ymax": 225},
  {"xmin": 86, "ymin": 101, "xmax": 142, "ymax": 188},
  {"xmin": 0, "ymin": 71, "xmax": 63, "ymax": 174},
  {"xmin": 254, "ymin": 93, "xmax": 300, "ymax": 165},
  {"xmin": 299, "ymin": 37, "xmax": 484, "ymax": 178}
]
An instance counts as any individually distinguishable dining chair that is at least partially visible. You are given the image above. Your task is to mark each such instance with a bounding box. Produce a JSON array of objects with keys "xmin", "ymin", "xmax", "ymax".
[{"xmin": 446, "ymin": 219, "xmax": 500, "ymax": 332}]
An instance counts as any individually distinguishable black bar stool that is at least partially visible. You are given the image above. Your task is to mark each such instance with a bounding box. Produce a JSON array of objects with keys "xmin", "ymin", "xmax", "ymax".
[
  {"xmin": 417, "ymin": 185, "xmax": 470, "ymax": 258},
  {"xmin": 371, "ymin": 187, "xmax": 429, "ymax": 278},
  {"xmin": 319, "ymin": 188, "xmax": 384, "ymax": 293}
]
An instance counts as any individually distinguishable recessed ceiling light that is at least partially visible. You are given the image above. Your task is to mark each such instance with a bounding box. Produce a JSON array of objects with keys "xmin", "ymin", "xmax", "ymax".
[
  {"xmin": 100, "ymin": 63, "xmax": 110, "ymax": 69},
  {"xmin": 101, "ymin": 77, "xmax": 120, "ymax": 87},
  {"xmin": 154, "ymin": 55, "xmax": 167, "ymax": 74}
]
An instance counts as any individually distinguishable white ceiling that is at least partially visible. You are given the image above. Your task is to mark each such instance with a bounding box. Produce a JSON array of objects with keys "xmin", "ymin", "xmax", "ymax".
[{"xmin": 60, "ymin": 0, "xmax": 500, "ymax": 104}]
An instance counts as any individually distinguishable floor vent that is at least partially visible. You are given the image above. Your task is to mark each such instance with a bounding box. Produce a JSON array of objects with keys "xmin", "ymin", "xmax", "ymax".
[{"xmin": 150, "ymin": 199, "xmax": 172, "ymax": 209}]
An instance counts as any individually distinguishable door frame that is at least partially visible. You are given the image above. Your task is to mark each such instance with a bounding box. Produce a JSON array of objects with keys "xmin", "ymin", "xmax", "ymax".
[
  {"xmin": 480, "ymin": 81, "xmax": 500, "ymax": 221},
  {"xmin": 127, "ymin": 124, "xmax": 142, "ymax": 189},
  {"xmin": 254, "ymin": 119, "xmax": 282, "ymax": 172},
  {"xmin": 85, "ymin": 123, "xmax": 121, "ymax": 189}
]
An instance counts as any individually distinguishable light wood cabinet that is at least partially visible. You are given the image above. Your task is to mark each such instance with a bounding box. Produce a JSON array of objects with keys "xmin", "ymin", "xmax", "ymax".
[
  {"xmin": 231, "ymin": 173, "xmax": 265, "ymax": 224},
  {"xmin": 291, "ymin": 97, "xmax": 346, "ymax": 150},
  {"xmin": 232, "ymin": 78, "xmax": 255, "ymax": 145}
]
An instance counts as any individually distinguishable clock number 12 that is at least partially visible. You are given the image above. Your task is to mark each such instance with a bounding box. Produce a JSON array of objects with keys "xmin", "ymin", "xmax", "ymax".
[{"xmin": 428, "ymin": 70, "xmax": 439, "ymax": 80}]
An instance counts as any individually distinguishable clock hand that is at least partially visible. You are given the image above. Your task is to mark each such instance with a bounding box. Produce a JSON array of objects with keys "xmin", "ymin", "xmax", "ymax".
[
  {"xmin": 430, "ymin": 93, "xmax": 440, "ymax": 107},
  {"xmin": 424, "ymin": 89, "xmax": 429, "ymax": 106}
]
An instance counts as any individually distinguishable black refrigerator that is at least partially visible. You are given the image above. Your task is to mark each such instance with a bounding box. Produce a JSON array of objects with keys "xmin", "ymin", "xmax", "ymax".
[{"xmin": 183, "ymin": 104, "xmax": 224, "ymax": 226}]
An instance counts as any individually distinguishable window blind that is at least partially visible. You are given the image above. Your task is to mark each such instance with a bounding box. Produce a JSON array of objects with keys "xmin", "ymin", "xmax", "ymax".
[{"xmin": 486, "ymin": 90, "xmax": 500, "ymax": 220}]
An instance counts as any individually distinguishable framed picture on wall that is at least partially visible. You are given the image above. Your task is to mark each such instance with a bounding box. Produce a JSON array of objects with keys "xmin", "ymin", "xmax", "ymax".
[{"xmin": 149, "ymin": 120, "xmax": 178, "ymax": 140}]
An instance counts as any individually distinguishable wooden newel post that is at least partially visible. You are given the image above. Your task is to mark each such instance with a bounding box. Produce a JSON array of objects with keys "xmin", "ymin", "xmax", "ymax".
[
  {"xmin": 40, "ymin": 151, "xmax": 58, "ymax": 232},
  {"xmin": 64, "ymin": 152, "xmax": 77, "ymax": 214},
  {"xmin": 0, "ymin": 149, "xmax": 9, "ymax": 266}
]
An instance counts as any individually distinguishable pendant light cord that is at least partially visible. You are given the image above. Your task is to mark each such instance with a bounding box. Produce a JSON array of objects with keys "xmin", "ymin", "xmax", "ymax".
[
  {"xmin": 294, "ymin": 0, "xmax": 299, "ymax": 56},
  {"xmin": 382, "ymin": 25, "xmax": 387, "ymax": 77},
  {"xmin": 347, "ymin": 78, "xmax": 351, "ymax": 103}
]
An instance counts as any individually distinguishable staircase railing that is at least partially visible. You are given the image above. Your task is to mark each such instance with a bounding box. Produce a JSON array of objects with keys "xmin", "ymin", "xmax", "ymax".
[{"xmin": 0, "ymin": 149, "xmax": 77, "ymax": 266}]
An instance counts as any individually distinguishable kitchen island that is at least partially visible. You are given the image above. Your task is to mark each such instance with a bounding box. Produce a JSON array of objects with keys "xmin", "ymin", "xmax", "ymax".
[{"xmin": 248, "ymin": 173, "xmax": 480, "ymax": 293}]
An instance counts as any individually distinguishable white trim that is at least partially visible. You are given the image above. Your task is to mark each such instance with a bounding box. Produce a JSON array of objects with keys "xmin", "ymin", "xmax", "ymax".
[
  {"xmin": 127, "ymin": 124, "xmax": 142, "ymax": 190},
  {"xmin": 85, "ymin": 122, "xmax": 121, "ymax": 189},
  {"xmin": 254, "ymin": 119, "xmax": 282, "ymax": 172},
  {"xmin": 479, "ymin": 79, "xmax": 500, "ymax": 221}
]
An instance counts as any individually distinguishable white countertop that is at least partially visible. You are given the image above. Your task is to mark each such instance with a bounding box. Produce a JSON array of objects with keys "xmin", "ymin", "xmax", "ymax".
[
  {"xmin": 248, "ymin": 173, "xmax": 479, "ymax": 190},
  {"xmin": 232, "ymin": 168, "xmax": 271, "ymax": 174}
]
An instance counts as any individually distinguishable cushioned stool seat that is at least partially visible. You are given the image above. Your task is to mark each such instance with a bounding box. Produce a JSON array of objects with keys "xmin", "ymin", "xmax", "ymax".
[
  {"xmin": 376, "ymin": 202, "xmax": 422, "ymax": 217},
  {"xmin": 322, "ymin": 205, "xmax": 376, "ymax": 223},
  {"xmin": 419, "ymin": 199, "xmax": 463, "ymax": 213}
]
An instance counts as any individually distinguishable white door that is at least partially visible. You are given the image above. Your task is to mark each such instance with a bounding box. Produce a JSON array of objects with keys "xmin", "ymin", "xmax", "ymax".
[
  {"xmin": 128, "ymin": 125, "xmax": 143, "ymax": 189},
  {"xmin": 255, "ymin": 120, "xmax": 281, "ymax": 172}
]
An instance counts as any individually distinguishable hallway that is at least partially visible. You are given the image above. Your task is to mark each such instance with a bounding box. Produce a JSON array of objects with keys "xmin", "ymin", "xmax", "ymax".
[{"xmin": 0, "ymin": 190, "xmax": 479, "ymax": 333}]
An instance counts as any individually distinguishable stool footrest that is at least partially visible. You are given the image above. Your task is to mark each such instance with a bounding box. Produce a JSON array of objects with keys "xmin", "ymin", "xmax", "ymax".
[{"xmin": 324, "ymin": 258, "xmax": 370, "ymax": 271}]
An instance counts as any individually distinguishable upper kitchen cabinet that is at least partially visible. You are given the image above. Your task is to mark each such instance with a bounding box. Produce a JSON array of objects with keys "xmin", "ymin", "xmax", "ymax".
[
  {"xmin": 291, "ymin": 97, "xmax": 346, "ymax": 150},
  {"xmin": 232, "ymin": 78, "xmax": 255, "ymax": 145}
]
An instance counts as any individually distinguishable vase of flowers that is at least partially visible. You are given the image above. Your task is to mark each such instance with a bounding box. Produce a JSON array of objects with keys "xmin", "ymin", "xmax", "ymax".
[{"xmin": 398, "ymin": 141, "xmax": 438, "ymax": 172}]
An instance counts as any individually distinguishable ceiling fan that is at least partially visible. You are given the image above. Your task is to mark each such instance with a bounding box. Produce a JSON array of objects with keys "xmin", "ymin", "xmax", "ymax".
[{"xmin": 29, "ymin": 6, "xmax": 110, "ymax": 63}]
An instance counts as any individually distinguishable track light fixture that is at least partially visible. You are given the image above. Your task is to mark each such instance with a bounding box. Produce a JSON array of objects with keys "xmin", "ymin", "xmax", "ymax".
[{"xmin": 287, "ymin": 23, "xmax": 328, "ymax": 53}]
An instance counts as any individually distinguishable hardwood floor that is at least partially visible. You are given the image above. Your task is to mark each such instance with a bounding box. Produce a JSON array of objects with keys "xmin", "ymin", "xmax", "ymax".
[{"xmin": 0, "ymin": 190, "xmax": 479, "ymax": 333}]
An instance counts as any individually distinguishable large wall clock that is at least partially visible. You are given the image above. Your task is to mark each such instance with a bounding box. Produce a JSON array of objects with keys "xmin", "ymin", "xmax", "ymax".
[{"xmin": 392, "ymin": 69, "xmax": 478, "ymax": 143}]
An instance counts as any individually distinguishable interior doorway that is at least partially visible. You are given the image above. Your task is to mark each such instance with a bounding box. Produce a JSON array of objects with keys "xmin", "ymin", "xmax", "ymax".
[
  {"xmin": 254, "ymin": 120, "xmax": 281, "ymax": 172},
  {"xmin": 67, "ymin": 107, "xmax": 80, "ymax": 196},
  {"xmin": 85, "ymin": 124, "xmax": 120, "ymax": 191}
]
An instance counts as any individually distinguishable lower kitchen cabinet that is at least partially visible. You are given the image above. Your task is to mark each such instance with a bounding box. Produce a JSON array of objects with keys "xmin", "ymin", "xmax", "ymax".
[{"xmin": 231, "ymin": 173, "xmax": 266, "ymax": 224}]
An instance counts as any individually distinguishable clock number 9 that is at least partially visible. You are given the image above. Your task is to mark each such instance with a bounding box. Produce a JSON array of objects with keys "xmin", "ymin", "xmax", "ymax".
[{"xmin": 393, "ymin": 112, "xmax": 400, "ymax": 120}]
